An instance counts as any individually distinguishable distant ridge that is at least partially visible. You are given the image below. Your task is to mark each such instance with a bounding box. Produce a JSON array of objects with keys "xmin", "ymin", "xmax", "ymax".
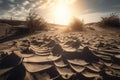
[{"xmin": 0, "ymin": 19, "xmax": 26, "ymax": 25}]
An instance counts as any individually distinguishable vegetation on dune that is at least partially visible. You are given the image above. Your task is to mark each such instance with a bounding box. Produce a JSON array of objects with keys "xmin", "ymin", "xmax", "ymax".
[
  {"xmin": 98, "ymin": 13, "xmax": 120, "ymax": 28},
  {"xmin": 67, "ymin": 17, "xmax": 85, "ymax": 31},
  {"xmin": 26, "ymin": 11, "xmax": 48, "ymax": 33},
  {"xmin": 3, "ymin": 11, "xmax": 49, "ymax": 36}
]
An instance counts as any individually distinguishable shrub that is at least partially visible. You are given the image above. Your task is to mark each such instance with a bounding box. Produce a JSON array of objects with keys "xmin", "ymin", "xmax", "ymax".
[
  {"xmin": 26, "ymin": 11, "xmax": 48, "ymax": 33},
  {"xmin": 99, "ymin": 13, "xmax": 120, "ymax": 28},
  {"xmin": 68, "ymin": 17, "xmax": 85, "ymax": 31}
]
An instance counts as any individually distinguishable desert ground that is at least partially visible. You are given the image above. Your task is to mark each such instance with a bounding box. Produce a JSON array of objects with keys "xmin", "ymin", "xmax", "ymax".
[{"xmin": 0, "ymin": 23, "xmax": 120, "ymax": 80}]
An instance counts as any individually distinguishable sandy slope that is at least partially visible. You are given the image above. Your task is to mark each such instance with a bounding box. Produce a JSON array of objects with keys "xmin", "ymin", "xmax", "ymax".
[{"xmin": 0, "ymin": 24, "xmax": 120, "ymax": 80}]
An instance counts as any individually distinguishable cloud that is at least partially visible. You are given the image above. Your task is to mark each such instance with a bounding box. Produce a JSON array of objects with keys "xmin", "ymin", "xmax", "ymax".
[
  {"xmin": 9, "ymin": 0, "xmax": 15, "ymax": 3},
  {"xmin": 9, "ymin": 4, "xmax": 15, "ymax": 8},
  {"xmin": 23, "ymin": 1, "xmax": 30, "ymax": 6},
  {"xmin": 0, "ymin": 0, "xmax": 3, "ymax": 4},
  {"xmin": 0, "ymin": 0, "xmax": 32, "ymax": 19},
  {"xmin": 33, "ymin": 0, "xmax": 55, "ymax": 9}
]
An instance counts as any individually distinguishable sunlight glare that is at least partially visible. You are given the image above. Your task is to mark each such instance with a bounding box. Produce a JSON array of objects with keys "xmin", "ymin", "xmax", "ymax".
[{"xmin": 53, "ymin": 3, "xmax": 72, "ymax": 25}]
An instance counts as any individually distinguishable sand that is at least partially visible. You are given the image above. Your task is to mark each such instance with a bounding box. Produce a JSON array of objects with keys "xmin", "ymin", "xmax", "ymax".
[{"xmin": 0, "ymin": 24, "xmax": 120, "ymax": 80}]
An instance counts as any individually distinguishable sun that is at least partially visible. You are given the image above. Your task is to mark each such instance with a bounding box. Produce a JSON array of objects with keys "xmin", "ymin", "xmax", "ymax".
[{"xmin": 53, "ymin": 3, "xmax": 72, "ymax": 25}]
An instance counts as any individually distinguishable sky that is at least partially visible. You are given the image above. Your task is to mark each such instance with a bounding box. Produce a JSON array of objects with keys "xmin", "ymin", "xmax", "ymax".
[{"xmin": 0, "ymin": 0, "xmax": 120, "ymax": 24}]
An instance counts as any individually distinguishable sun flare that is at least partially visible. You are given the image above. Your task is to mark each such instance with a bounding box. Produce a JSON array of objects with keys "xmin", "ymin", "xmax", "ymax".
[{"xmin": 53, "ymin": 3, "xmax": 72, "ymax": 25}]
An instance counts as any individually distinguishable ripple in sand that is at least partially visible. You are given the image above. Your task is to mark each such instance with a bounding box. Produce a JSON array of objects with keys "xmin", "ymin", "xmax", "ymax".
[
  {"xmin": 23, "ymin": 54, "xmax": 61, "ymax": 63},
  {"xmin": 69, "ymin": 63, "xmax": 85, "ymax": 73},
  {"xmin": 67, "ymin": 59, "xmax": 88, "ymax": 66},
  {"xmin": 54, "ymin": 59, "xmax": 68, "ymax": 67},
  {"xmin": 23, "ymin": 63, "xmax": 52, "ymax": 73},
  {"xmin": 56, "ymin": 66, "xmax": 75, "ymax": 79}
]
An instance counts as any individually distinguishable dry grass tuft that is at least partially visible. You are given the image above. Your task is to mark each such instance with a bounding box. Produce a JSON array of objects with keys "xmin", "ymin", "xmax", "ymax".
[
  {"xmin": 98, "ymin": 13, "xmax": 120, "ymax": 28},
  {"xmin": 67, "ymin": 17, "xmax": 85, "ymax": 31},
  {"xmin": 26, "ymin": 11, "xmax": 48, "ymax": 33}
]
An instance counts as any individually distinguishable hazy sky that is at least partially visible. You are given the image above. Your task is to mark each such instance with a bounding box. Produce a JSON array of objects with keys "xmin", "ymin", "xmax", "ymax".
[{"xmin": 0, "ymin": 0, "xmax": 120, "ymax": 24}]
